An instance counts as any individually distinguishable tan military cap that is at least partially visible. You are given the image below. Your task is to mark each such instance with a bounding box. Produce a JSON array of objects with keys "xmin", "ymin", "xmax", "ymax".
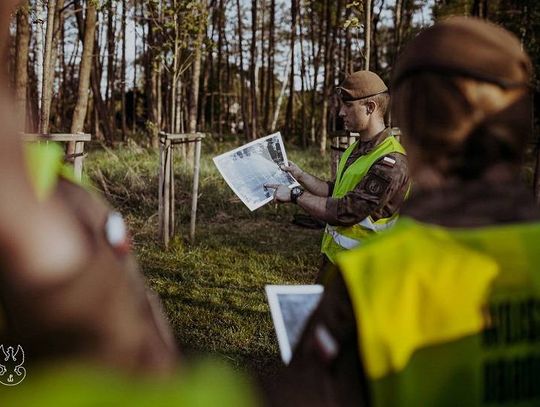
[
  {"xmin": 336, "ymin": 70, "xmax": 388, "ymax": 101},
  {"xmin": 392, "ymin": 17, "xmax": 532, "ymax": 89}
]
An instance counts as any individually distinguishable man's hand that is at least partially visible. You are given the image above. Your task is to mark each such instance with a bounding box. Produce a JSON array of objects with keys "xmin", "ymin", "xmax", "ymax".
[
  {"xmin": 280, "ymin": 161, "xmax": 304, "ymax": 181},
  {"xmin": 264, "ymin": 184, "xmax": 291, "ymax": 203}
]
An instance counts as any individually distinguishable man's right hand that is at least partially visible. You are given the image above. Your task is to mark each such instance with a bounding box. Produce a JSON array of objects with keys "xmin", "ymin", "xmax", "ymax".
[{"xmin": 280, "ymin": 161, "xmax": 304, "ymax": 181}]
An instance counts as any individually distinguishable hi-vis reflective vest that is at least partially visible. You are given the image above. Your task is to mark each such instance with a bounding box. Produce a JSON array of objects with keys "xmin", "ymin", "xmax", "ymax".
[
  {"xmin": 337, "ymin": 217, "xmax": 540, "ymax": 407},
  {"xmin": 321, "ymin": 135, "xmax": 405, "ymax": 264}
]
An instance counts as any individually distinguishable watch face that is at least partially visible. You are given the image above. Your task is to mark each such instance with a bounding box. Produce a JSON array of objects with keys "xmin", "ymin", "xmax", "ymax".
[{"xmin": 291, "ymin": 186, "xmax": 304, "ymax": 203}]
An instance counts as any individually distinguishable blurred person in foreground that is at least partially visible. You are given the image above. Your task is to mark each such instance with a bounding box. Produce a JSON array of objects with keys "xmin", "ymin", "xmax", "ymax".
[
  {"xmin": 267, "ymin": 17, "xmax": 540, "ymax": 406},
  {"xmin": 0, "ymin": 2, "xmax": 256, "ymax": 406},
  {"xmin": 266, "ymin": 71, "xmax": 409, "ymax": 283}
]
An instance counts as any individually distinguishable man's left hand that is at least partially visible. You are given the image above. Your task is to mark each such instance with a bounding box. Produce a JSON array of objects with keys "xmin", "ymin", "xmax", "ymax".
[{"xmin": 264, "ymin": 184, "xmax": 291, "ymax": 203}]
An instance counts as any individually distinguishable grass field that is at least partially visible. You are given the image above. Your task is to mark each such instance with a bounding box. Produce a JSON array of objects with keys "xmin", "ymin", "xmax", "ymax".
[{"xmin": 85, "ymin": 138, "xmax": 330, "ymax": 377}]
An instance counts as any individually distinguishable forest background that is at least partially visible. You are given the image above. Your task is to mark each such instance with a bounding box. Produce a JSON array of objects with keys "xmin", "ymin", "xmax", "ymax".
[
  {"xmin": 7, "ymin": 0, "xmax": 540, "ymax": 376},
  {"xmin": 9, "ymin": 0, "xmax": 540, "ymax": 157}
]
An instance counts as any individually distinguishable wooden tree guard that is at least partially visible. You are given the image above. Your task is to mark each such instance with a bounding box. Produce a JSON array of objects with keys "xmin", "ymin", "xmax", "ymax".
[
  {"xmin": 22, "ymin": 133, "xmax": 91, "ymax": 181},
  {"xmin": 158, "ymin": 132, "xmax": 205, "ymax": 248}
]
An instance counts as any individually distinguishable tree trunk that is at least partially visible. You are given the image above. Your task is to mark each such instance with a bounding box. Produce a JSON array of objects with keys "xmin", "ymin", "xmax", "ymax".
[
  {"xmin": 299, "ymin": 0, "xmax": 307, "ymax": 147},
  {"xmin": 106, "ymin": 1, "xmax": 116, "ymax": 140},
  {"xmin": 146, "ymin": 1, "xmax": 161, "ymax": 148},
  {"xmin": 121, "ymin": 0, "xmax": 127, "ymax": 141},
  {"xmin": 249, "ymin": 0, "xmax": 258, "ymax": 139},
  {"xmin": 271, "ymin": 50, "xmax": 291, "ymax": 132},
  {"xmin": 216, "ymin": 0, "xmax": 224, "ymax": 139},
  {"xmin": 35, "ymin": 0, "xmax": 45, "ymax": 119},
  {"xmin": 263, "ymin": 0, "xmax": 275, "ymax": 132},
  {"xmin": 319, "ymin": 0, "xmax": 331, "ymax": 155},
  {"xmin": 14, "ymin": 3, "xmax": 30, "ymax": 132},
  {"xmin": 236, "ymin": 0, "xmax": 250, "ymax": 140},
  {"xmin": 285, "ymin": 0, "xmax": 297, "ymax": 139},
  {"xmin": 364, "ymin": 0, "xmax": 372, "ymax": 70},
  {"xmin": 69, "ymin": 1, "xmax": 97, "ymax": 152},
  {"xmin": 51, "ymin": 0, "xmax": 66, "ymax": 131},
  {"xmin": 310, "ymin": 1, "xmax": 323, "ymax": 145},
  {"xmin": 187, "ymin": 26, "xmax": 204, "ymax": 163},
  {"xmin": 40, "ymin": 0, "xmax": 57, "ymax": 134}
]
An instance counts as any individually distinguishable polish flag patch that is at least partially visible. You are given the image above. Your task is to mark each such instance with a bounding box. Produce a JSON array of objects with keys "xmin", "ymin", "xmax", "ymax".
[{"xmin": 381, "ymin": 156, "xmax": 396, "ymax": 167}]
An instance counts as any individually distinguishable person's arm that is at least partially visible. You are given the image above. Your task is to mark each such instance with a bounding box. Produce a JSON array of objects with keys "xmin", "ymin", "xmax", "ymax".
[
  {"xmin": 325, "ymin": 152, "xmax": 409, "ymax": 226},
  {"xmin": 267, "ymin": 153, "xmax": 409, "ymax": 226},
  {"xmin": 281, "ymin": 161, "xmax": 330, "ymax": 197},
  {"xmin": 264, "ymin": 184, "xmax": 334, "ymax": 223}
]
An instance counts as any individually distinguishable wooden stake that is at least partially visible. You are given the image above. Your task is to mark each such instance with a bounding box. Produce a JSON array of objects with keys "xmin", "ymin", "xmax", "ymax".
[{"xmin": 190, "ymin": 137, "xmax": 202, "ymax": 241}]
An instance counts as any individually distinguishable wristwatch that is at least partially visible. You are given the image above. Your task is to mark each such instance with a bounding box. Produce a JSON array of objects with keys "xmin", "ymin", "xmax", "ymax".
[{"xmin": 290, "ymin": 186, "xmax": 305, "ymax": 204}]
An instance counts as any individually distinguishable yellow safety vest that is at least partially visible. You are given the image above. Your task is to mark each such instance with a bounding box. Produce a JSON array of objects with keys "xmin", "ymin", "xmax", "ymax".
[
  {"xmin": 338, "ymin": 217, "xmax": 540, "ymax": 406},
  {"xmin": 321, "ymin": 135, "xmax": 406, "ymax": 264},
  {"xmin": 0, "ymin": 359, "xmax": 258, "ymax": 406}
]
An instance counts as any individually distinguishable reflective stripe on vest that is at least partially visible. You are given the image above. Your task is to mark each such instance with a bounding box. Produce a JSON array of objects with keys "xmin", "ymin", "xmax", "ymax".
[
  {"xmin": 326, "ymin": 216, "xmax": 399, "ymax": 250},
  {"xmin": 337, "ymin": 217, "xmax": 540, "ymax": 406},
  {"xmin": 321, "ymin": 134, "xmax": 406, "ymax": 264}
]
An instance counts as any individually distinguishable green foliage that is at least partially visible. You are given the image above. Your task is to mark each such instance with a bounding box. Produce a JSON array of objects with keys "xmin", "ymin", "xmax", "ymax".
[{"xmin": 85, "ymin": 141, "xmax": 331, "ymax": 375}]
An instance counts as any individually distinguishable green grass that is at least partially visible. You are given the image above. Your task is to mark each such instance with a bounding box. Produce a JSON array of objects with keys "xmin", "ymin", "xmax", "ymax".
[{"xmin": 85, "ymin": 138, "xmax": 330, "ymax": 376}]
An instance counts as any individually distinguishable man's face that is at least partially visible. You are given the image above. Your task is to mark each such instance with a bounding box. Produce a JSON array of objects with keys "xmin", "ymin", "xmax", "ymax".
[{"xmin": 338, "ymin": 99, "xmax": 370, "ymax": 132}]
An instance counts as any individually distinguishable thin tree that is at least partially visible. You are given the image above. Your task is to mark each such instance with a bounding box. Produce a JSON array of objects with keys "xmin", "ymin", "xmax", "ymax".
[
  {"xmin": 121, "ymin": 0, "xmax": 127, "ymax": 141},
  {"xmin": 41, "ymin": 0, "xmax": 60, "ymax": 134},
  {"xmin": 248, "ymin": 0, "xmax": 258, "ymax": 139},
  {"xmin": 187, "ymin": 4, "xmax": 206, "ymax": 162},
  {"xmin": 285, "ymin": 0, "xmax": 297, "ymax": 139},
  {"xmin": 364, "ymin": 0, "xmax": 372, "ymax": 70},
  {"xmin": 69, "ymin": 0, "xmax": 97, "ymax": 151},
  {"xmin": 263, "ymin": 0, "xmax": 275, "ymax": 132},
  {"xmin": 14, "ymin": 2, "xmax": 30, "ymax": 131},
  {"xmin": 236, "ymin": 0, "xmax": 250, "ymax": 140}
]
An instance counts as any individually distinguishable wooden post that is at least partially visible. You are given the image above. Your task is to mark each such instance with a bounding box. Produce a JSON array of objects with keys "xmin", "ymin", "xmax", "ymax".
[
  {"xmin": 73, "ymin": 141, "xmax": 85, "ymax": 180},
  {"xmin": 190, "ymin": 137, "xmax": 202, "ymax": 241},
  {"xmin": 22, "ymin": 133, "xmax": 91, "ymax": 181},
  {"xmin": 162, "ymin": 139, "xmax": 171, "ymax": 248},
  {"xmin": 158, "ymin": 140, "xmax": 165, "ymax": 239},
  {"xmin": 157, "ymin": 132, "xmax": 206, "ymax": 247},
  {"xmin": 169, "ymin": 145, "xmax": 175, "ymax": 238}
]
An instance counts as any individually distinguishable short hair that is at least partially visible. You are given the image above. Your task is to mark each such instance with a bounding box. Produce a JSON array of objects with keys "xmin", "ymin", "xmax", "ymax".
[{"xmin": 366, "ymin": 92, "xmax": 390, "ymax": 118}]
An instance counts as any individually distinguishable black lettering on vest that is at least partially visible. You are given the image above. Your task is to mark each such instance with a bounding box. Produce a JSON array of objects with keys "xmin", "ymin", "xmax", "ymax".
[
  {"xmin": 483, "ymin": 355, "xmax": 540, "ymax": 404},
  {"xmin": 482, "ymin": 298, "xmax": 540, "ymax": 348}
]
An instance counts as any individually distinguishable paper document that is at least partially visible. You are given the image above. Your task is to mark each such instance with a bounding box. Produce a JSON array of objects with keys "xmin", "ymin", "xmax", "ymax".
[
  {"xmin": 213, "ymin": 132, "xmax": 299, "ymax": 211},
  {"xmin": 265, "ymin": 285, "xmax": 324, "ymax": 364}
]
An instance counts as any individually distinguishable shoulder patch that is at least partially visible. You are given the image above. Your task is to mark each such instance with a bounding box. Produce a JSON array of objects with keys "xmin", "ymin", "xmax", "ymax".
[
  {"xmin": 364, "ymin": 173, "xmax": 390, "ymax": 196},
  {"xmin": 381, "ymin": 156, "xmax": 396, "ymax": 167}
]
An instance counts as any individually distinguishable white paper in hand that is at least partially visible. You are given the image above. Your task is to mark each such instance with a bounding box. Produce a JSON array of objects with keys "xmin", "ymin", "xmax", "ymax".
[{"xmin": 213, "ymin": 132, "xmax": 299, "ymax": 211}]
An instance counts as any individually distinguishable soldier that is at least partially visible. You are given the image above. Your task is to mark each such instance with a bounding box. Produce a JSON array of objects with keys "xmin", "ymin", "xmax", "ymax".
[
  {"xmin": 265, "ymin": 71, "xmax": 409, "ymax": 282},
  {"xmin": 0, "ymin": 2, "xmax": 178, "ymax": 376},
  {"xmin": 267, "ymin": 17, "xmax": 540, "ymax": 406}
]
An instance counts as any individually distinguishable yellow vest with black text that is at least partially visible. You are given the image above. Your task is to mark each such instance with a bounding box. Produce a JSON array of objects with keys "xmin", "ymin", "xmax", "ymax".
[
  {"xmin": 337, "ymin": 218, "xmax": 540, "ymax": 406},
  {"xmin": 321, "ymin": 135, "xmax": 405, "ymax": 264}
]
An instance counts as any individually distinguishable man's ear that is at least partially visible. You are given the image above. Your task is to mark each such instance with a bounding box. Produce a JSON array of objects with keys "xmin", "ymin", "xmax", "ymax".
[{"xmin": 366, "ymin": 100, "xmax": 377, "ymax": 115}]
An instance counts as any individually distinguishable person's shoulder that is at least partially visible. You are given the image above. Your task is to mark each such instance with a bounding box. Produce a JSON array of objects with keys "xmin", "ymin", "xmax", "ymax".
[
  {"xmin": 336, "ymin": 218, "xmax": 485, "ymax": 277},
  {"xmin": 372, "ymin": 151, "xmax": 408, "ymax": 172}
]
